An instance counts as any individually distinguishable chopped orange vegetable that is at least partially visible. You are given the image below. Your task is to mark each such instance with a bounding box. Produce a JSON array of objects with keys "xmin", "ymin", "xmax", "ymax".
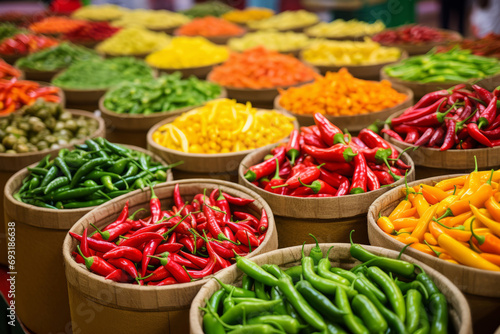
[
  {"xmin": 176, "ymin": 16, "xmax": 245, "ymax": 37},
  {"xmin": 210, "ymin": 47, "xmax": 317, "ymax": 89},
  {"xmin": 29, "ymin": 17, "xmax": 87, "ymax": 34},
  {"xmin": 278, "ymin": 68, "xmax": 407, "ymax": 116}
]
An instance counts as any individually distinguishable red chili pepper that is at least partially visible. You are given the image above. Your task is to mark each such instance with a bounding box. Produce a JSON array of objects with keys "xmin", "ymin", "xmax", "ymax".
[
  {"xmin": 404, "ymin": 128, "xmax": 420, "ymax": 144},
  {"xmin": 235, "ymin": 230, "xmax": 259, "ymax": 248},
  {"xmin": 372, "ymin": 170, "xmax": 394, "ymax": 185},
  {"xmin": 226, "ymin": 221, "xmax": 257, "ymax": 234},
  {"xmin": 302, "ymin": 144, "xmax": 357, "ymax": 163},
  {"xmin": 350, "ymin": 153, "xmax": 367, "ymax": 194},
  {"xmin": 179, "ymin": 235, "xmax": 196, "ymax": 253},
  {"xmin": 141, "ymin": 238, "xmax": 162, "ymax": 277},
  {"xmin": 308, "ymin": 194, "xmax": 335, "ymax": 197},
  {"xmin": 414, "ymin": 127, "xmax": 435, "ymax": 146},
  {"xmin": 223, "ymin": 226, "xmax": 236, "ymax": 243},
  {"xmin": 108, "ymin": 258, "xmax": 140, "ymax": 283},
  {"xmin": 286, "ymin": 130, "xmax": 301, "ymax": 165},
  {"xmin": 208, "ymin": 240, "xmax": 234, "ymax": 258},
  {"xmin": 380, "ymin": 128, "xmax": 404, "ymax": 142},
  {"xmin": 351, "ymin": 136, "xmax": 369, "ymax": 148},
  {"xmin": 428, "ymin": 126, "xmax": 446, "ymax": 147},
  {"xmin": 69, "ymin": 232, "xmax": 117, "ymax": 252},
  {"xmin": 173, "ymin": 184, "xmax": 184, "ymax": 210},
  {"xmin": 335, "ymin": 179, "xmax": 350, "ymax": 196},
  {"xmin": 477, "ymin": 96, "xmax": 497, "ymax": 129},
  {"xmin": 155, "ymin": 243, "xmax": 183, "ymax": 254},
  {"xmin": 314, "ymin": 113, "xmax": 342, "ymax": 146},
  {"xmin": 233, "ymin": 212, "xmax": 260, "ymax": 227},
  {"xmin": 300, "ymin": 126, "xmax": 314, "ymax": 135},
  {"xmin": 265, "ymin": 159, "xmax": 287, "ymax": 195},
  {"xmin": 81, "ymin": 228, "xmax": 90, "ymax": 258},
  {"xmin": 103, "ymin": 246, "xmax": 143, "ymax": 262},
  {"xmin": 91, "ymin": 221, "xmax": 133, "ymax": 242},
  {"xmin": 284, "ymin": 165, "xmax": 323, "ymax": 189},
  {"xmin": 179, "ymin": 251, "xmax": 210, "ymax": 268},
  {"xmin": 289, "ymin": 187, "xmax": 314, "ymax": 196},
  {"xmin": 315, "ymin": 159, "xmax": 354, "ymax": 176},
  {"xmin": 391, "ymin": 97, "xmax": 447, "ymax": 126},
  {"xmin": 149, "ymin": 253, "xmax": 191, "ymax": 283},
  {"xmin": 457, "ymin": 137, "xmax": 476, "ymax": 149},
  {"xmin": 467, "ymin": 123, "xmax": 493, "ymax": 147},
  {"xmin": 366, "ymin": 166, "xmax": 381, "ymax": 191},
  {"xmin": 298, "ymin": 178, "xmax": 337, "ymax": 195},
  {"xmin": 244, "ymin": 146, "xmax": 286, "ymax": 181},
  {"xmin": 118, "ymin": 232, "xmax": 164, "ymax": 248},
  {"xmin": 77, "ymin": 246, "xmax": 116, "ymax": 277},
  {"xmin": 186, "ymin": 259, "xmax": 216, "ymax": 279},
  {"xmin": 144, "ymin": 266, "xmax": 172, "ymax": 283},
  {"xmin": 148, "ymin": 186, "xmax": 162, "ymax": 223},
  {"xmin": 257, "ymin": 208, "xmax": 269, "ymax": 234},
  {"xmin": 221, "ymin": 193, "xmax": 255, "ymax": 206},
  {"xmin": 302, "ymin": 133, "xmax": 327, "ymax": 148},
  {"xmin": 202, "ymin": 194, "xmax": 227, "ymax": 241},
  {"xmin": 481, "ymin": 126, "xmax": 500, "ymax": 140},
  {"xmin": 405, "ymin": 105, "xmax": 453, "ymax": 127},
  {"xmin": 103, "ymin": 202, "xmax": 129, "ymax": 231},
  {"xmin": 215, "ymin": 190, "xmax": 231, "ymax": 224},
  {"xmin": 472, "ymin": 84, "xmax": 493, "ymax": 105},
  {"xmin": 105, "ymin": 269, "xmax": 131, "ymax": 283},
  {"xmin": 72, "ymin": 252, "xmax": 85, "ymax": 265},
  {"xmin": 302, "ymin": 155, "xmax": 317, "ymax": 167},
  {"xmin": 205, "ymin": 235, "xmax": 231, "ymax": 269}
]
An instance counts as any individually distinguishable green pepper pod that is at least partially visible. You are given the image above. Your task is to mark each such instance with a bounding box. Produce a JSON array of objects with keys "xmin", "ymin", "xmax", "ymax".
[
  {"xmin": 107, "ymin": 158, "xmax": 131, "ymax": 174},
  {"xmin": 406, "ymin": 289, "xmax": 422, "ymax": 333},
  {"xmin": 295, "ymin": 279, "xmax": 345, "ymax": 322},
  {"xmin": 308, "ymin": 234, "xmax": 323, "ymax": 265},
  {"xmin": 40, "ymin": 165, "xmax": 59, "ymax": 188},
  {"xmin": 317, "ymin": 247, "xmax": 351, "ymax": 287},
  {"xmin": 235, "ymin": 255, "xmax": 279, "ymax": 287},
  {"xmin": 248, "ymin": 315, "xmax": 301, "ymax": 334},
  {"xmin": 62, "ymin": 199, "xmax": 107, "ymax": 209},
  {"xmin": 44, "ymin": 185, "xmax": 105, "ymax": 201},
  {"xmin": 71, "ymin": 158, "xmax": 111, "ymax": 188},
  {"xmin": 254, "ymin": 280, "xmax": 270, "ymax": 300},
  {"xmin": 220, "ymin": 300, "xmax": 280, "ymax": 325},
  {"xmin": 85, "ymin": 138, "xmax": 109, "ymax": 159},
  {"xmin": 366, "ymin": 266, "xmax": 406, "ymax": 323},
  {"xmin": 414, "ymin": 304, "xmax": 430, "ymax": 334},
  {"xmin": 428, "ymin": 293, "xmax": 448, "ymax": 334},
  {"xmin": 416, "ymin": 273, "xmax": 440, "ymax": 297},
  {"xmin": 215, "ymin": 278, "xmax": 256, "ymax": 298},
  {"xmin": 241, "ymin": 274, "xmax": 254, "ymax": 291},
  {"xmin": 334, "ymin": 286, "xmax": 369, "ymax": 334},
  {"xmin": 44, "ymin": 176, "xmax": 70, "ymax": 195},
  {"xmin": 352, "ymin": 294, "xmax": 388, "ymax": 334},
  {"xmin": 355, "ymin": 271, "xmax": 388, "ymax": 305},
  {"xmin": 54, "ymin": 157, "xmax": 72, "ymax": 181},
  {"xmin": 226, "ymin": 324, "xmax": 284, "ymax": 334}
]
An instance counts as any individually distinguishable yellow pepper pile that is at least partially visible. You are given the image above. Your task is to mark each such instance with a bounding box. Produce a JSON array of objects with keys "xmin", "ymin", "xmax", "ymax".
[
  {"xmin": 228, "ymin": 30, "xmax": 311, "ymax": 52},
  {"xmin": 377, "ymin": 169, "xmax": 500, "ymax": 271},
  {"xmin": 152, "ymin": 98, "xmax": 295, "ymax": 154},
  {"xmin": 222, "ymin": 7, "xmax": 274, "ymax": 24},
  {"xmin": 247, "ymin": 10, "xmax": 319, "ymax": 31},
  {"xmin": 111, "ymin": 9, "xmax": 190, "ymax": 30},
  {"xmin": 305, "ymin": 19, "xmax": 385, "ymax": 38},
  {"xmin": 72, "ymin": 4, "xmax": 128, "ymax": 21},
  {"xmin": 96, "ymin": 27, "xmax": 170, "ymax": 56},
  {"xmin": 146, "ymin": 37, "xmax": 229, "ymax": 69},
  {"xmin": 302, "ymin": 38, "xmax": 401, "ymax": 66}
]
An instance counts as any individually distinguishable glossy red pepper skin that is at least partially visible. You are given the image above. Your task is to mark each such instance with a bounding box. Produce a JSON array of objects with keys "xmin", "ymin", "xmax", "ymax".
[
  {"xmin": 119, "ymin": 232, "xmax": 164, "ymax": 248},
  {"xmin": 372, "ymin": 170, "xmax": 394, "ymax": 185},
  {"xmin": 81, "ymin": 228, "xmax": 91, "ymax": 258},
  {"xmin": 285, "ymin": 166, "xmax": 321, "ymax": 189},
  {"xmin": 233, "ymin": 212, "xmax": 259, "ymax": 227},
  {"xmin": 244, "ymin": 146, "xmax": 286, "ymax": 181},
  {"xmin": 73, "ymin": 252, "xmax": 85, "ymax": 265},
  {"xmin": 180, "ymin": 251, "xmax": 210, "ymax": 268},
  {"xmin": 302, "ymin": 133, "xmax": 327, "ymax": 148},
  {"xmin": 404, "ymin": 90, "xmax": 449, "ymax": 113},
  {"xmin": 468, "ymin": 123, "xmax": 493, "ymax": 147},
  {"xmin": 366, "ymin": 166, "xmax": 381, "ymax": 191},
  {"xmin": 105, "ymin": 269, "xmax": 132, "ymax": 283},
  {"xmin": 160, "ymin": 254, "xmax": 192, "ymax": 283},
  {"xmin": 404, "ymin": 128, "xmax": 420, "ymax": 144},
  {"xmin": 144, "ymin": 266, "xmax": 172, "ymax": 283},
  {"xmin": 141, "ymin": 238, "xmax": 162, "ymax": 277},
  {"xmin": 215, "ymin": 192, "xmax": 231, "ymax": 224},
  {"xmin": 202, "ymin": 194, "xmax": 225, "ymax": 241},
  {"xmin": 380, "ymin": 128, "xmax": 404, "ymax": 142},
  {"xmin": 265, "ymin": 159, "xmax": 287, "ymax": 195},
  {"xmin": 149, "ymin": 187, "xmax": 162, "ymax": 224},
  {"xmin": 428, "ymin": 126, "xmax": 445, "ymax": 147},
  {"xmin": 103, "ymin": 246, "xmax": 143, "ymax": 262},
  {"xmin": 391, "ymin": 97, "xmax": 447, "ymax": 126},
  {"xmin": 236, "ymin": 230, "xmax": 259, "ymax": 247},
  {"xmin": 302, "ymin": 144, "xmax": 357, "ymax": 163},
  {"xmin": 358, "ymin": 128, "xmax": 399, "ymax": 161},
  {"xmin": 351, "ymin": 136, "xmax": 369, "ymax": 148},
  {"xmin": 149, "ymin": 277, "xmax": 178, "ymax": 286},
  {"xmin": 414, "ymin": 127, "xmax": 435, "ymax": 146},
  {"xmin": 316, "ymin": 159, "xmax": 354, "ymax": 176},
  {"xmin": 477, "ymin": 96, "xmax": 498, "ymax": 129},
  {"xmin": 286, "ymin": 130, "xmax": 301, "ymax": 165},
  {"xmin": 186, "ymin": 259, "xmax": 216, "ymax": 279},
  {"xmin": 173, "ymin": 184, "xmax": 184, "ymax": 210},
  {"xmin": 103, "ymin": 201, "xmax": 129, "ymax": 231},
  {"xmin": 208, "ymin": 240, "xmax": 234, "ymax": 258},
  {"xmin": 83, "ymin": 254, "xmax": 116, "ymax": 277},
  {"xmin": 226, "ymin": 221, "xmax": 257, "ymax": 234},
  {"xmin": 108, "ymin": 258, "xmax": 139, "ymax": 282},
  {"xmin": 221, "ymin": 192, "xmax": 254, "ymax": 206},
  {"xmin": 350, "ymin": 153, "xmax": 367, "ymax": 194},
  {"xmin": 472, "ymin": 84, "xmax": 493, "ymax": 104},
  {"xmin": 257, "ymin": 208, "xmax": 269, "ymax": 234},
  {"xmin": 481, "ymin": 126, "xmax": 500, "ymax": 140},
  {"xmin": 289, "ymin": 186, "xmax": 314, "ymax": 196},
  {"xmin": 154, "ymin": 243, "xmax": 183, "ymax": 254},
  {"xmin": 314, "ymin": 113, "xmax": 342, "ymax": 146},
  {"xmin": 335, "ymin": 179, "xmax": 350, "ymax": 196},
  {"xmin": 131, "ymin": 221, "xmax": 170, "ymax": 236},
  {"xmin": 69, "ymin": 232, "xmax": 117, "ymax": 252}
]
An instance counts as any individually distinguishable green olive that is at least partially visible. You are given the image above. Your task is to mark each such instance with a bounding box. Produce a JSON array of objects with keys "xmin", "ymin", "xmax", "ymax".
[
  {"xmin": 6, "ymin": 126, "xmax": 25, "ymax": 136},
  {"xmin": 29, "ymin": 136, "xmax": 39, "ymax": 144},
  {"xmin": 31, "ymin": 122, "xmax": 46, "ymax": 133},
  {"xmin": 2, "ymin": 134, "xmax": 17, "ymax": 148},
  {"xmin": 17, "ymin": 137, "xmax": 27, "ymax": 144},
  {"xmin": 60, "ymin": 112, "xmax": 72, "ymax": 121},
  {"xmin": 19, "ymin": 122, "xmax": 30, "ymax": 132},
  {"xmin": 6, "ymin": 149, "xmax": 16, "ymax": 154},
  {"xmin": 45, "ymin": 117, "xmax": 56, "ymax": 130},
  {"xmin": 36, "ymin": 141, "xmax": 48, "ymax": 150},
  {"xmin": 28, "ymin": 116, "xmax": 41, "ymax": 125},
  {"xmin": 36, "ymin": 108, "xmax": 50, "ymax": 119},
  {"xmin": 65, "ymin": 120, "xmax": 78, "ymax": 132},
  {"xmin": 57, "ymin": 129, "xmax": 71, "ymax": 138},
  {"xmin": 54, "ymin": 121, "xmax": 65, "ymax": 132},
  {"xmin": 0, "ymin": 144, "xmax": 5, "ymax": 153},
  {"xmin": 50, "ymin": 143, "xmax": 60, "ymax": 150},
  {"xmin": 14, "ymin": 143, "xmax": 29, "ymax": 153},
  {"xmin": 76, "ymin": 118, "xmax": 87, "ymax": 128},
  {"xmin": 27, "ymin": 143, "xmax": 37, "ymax": 152},
  {"xmin": 57, "ymin": 138, "xmax": 68, "ymax": 146},
  {"xmin": 0, "ymin": 129, "xmax": 6, "ymax": 140},
  {"xmin": 45, "ymin": 135, "xmax": 57, "ymax": 144}
]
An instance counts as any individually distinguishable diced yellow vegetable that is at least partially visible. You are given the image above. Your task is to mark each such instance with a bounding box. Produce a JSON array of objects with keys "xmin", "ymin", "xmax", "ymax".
[{"xmin": 96, "ymin": 27, "xmax": 170, "ymax": 55}]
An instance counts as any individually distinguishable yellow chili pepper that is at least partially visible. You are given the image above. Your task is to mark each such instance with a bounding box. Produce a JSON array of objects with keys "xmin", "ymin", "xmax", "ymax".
[
  {"xmin": 436, "ymin": 195, "xmax": 457, "ymax": 217},
  {"xmin": 457, "ymin": 170, "xmax": 481, "ymax": 198},
  {"xmin": 410, "ymin": 242, "xmax": 436, "ymax": 257},
  {"xmin": 96, "ymin": 27, "xmax": 170, "ymax": 56},
  {"xmin": 424, "ymin": 232, "xmax": 438, "ymax": 245},
  {"xmin": 470, "ymin": 204, "xmax": 500, "ymax": 237},
  {"xmin": 410, "ymin": 190, "xmax": 430, "ymax": 218},
  {"xmin": 388, "ymin": 200, "xmax": 412, "ymax": 221},
  {"xmin": 247, "ymin": 10, "xmax": 319, "ymax": 31},
  {"xmin": 434, "ymin": 175, "xmax": 466, "ymax": 191},
  {"xmin": 411, "ymin": 204, "xmax": 438, "ymax": 242},
  {"xmin": 420, "ymin": 184, "xmax": 449, "ymax": 202},
  {"xmin": 392, "ymin": 233, "xmax": 418, "ymax": 245},
  {"xmin": 437, "ymin": 233, "xmax": 500, "ymax": 271},
  {"xmin": 485, "ymin": 196, "xmax": 500, "ymax": 222},
  {"xmin": 377, "ymin": 216, "xmax": 395, "ymax": 235},
  {"xmin": 305, "ymin": 19, "xmax": 385, "ymax": 38},
  {"xmin": 399, "ymin": 226, "xmax": 415, "ymax": 233},
  {"xmin": 392, "ymin": 217, "xmax": 419, "ymax": 230},
  {"xmin": 479, "ymin": 170, "xmax": 500, "ymax": 183}
]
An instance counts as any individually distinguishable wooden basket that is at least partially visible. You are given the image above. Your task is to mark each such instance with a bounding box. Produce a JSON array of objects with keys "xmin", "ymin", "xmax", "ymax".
[
  {"xmin": 3, "ymin": 146, "xmax": 171, "ymax": 334},
  {"xmin": 300, "ymin": 50, "xmax": 407, "ymax": 80},
  {"xmin": 238, "ymin": 144, "xmax": 415, "ymax": 248},
  {"xmin": 62, "ymin": 179, "xmax": 278, "ymax": 334},
  {"xmin": 274, "ymin": 82, "xmax": 413, "ymax": 131},
  {"xmin": 383, "ymin": 110, "xmax": 500, "ymax": 179},
  {"xmin": 189, "ymin": 243, "xmax": 472, "ymax": 334},
  {"xmin": 146, "ymin": 109, "xmax": 299, "ymax": 181},
  {"xmin": 98, "ymin": 89, "xmax": 227, "ymax": 148},
  {"xmin": 367, "ymin": 175, "xmax": 500, "ymax": 298},
  {"xmin": 376, "ymin": 29, "xmax": 463, "ymax": 55},
  {"xmin": 1, "ymin": 53, "xmax": 24, "ymax": 65},
  {"xmin": 0, "ymin": 109, "xmax": 104, "ymax": 266},
  {"xmin": 21, "ymin": 67, "xmax": 60, "ymax": 82},
  {"xmin": 380, "ymin": 67, "xmax": 500, "ymax": 100}
]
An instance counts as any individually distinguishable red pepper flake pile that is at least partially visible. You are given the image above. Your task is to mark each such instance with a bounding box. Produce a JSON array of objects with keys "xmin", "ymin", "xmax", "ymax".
[
  {"xmin": 387, "ymin": 84, "xmax": 500, "ymax": 150},
  {"xmin": 70, "ymin": 185, "xmax": 268, "ymax": 285},
  {"xmin": 0, "ymin": 60, "xmax": 22, "ymax": 79},
  {"xmin": 0, "ymin": 79, "xmax": 61, "ymax": 115},
  {"xmin": 210, "ymin": 47, "xmax": 318, "ymax": 89},
  {"xmin": 437, "ymin": 33, "xmax": 500, "ymax": 58},
  {"xmin": 0, "ymin": 33, "xmax": 59, "ymax": 56},
  {"xmin": 29, "ymin": 16, "xmax": 87, "ymax": 35},
  {"xmin": 244, "ymin": 114, "xmax": 412, "ymax": 197},
  {"xmin": 63, "ymin": 21, "xmax": 121, "ymax": 43},
  {"xmin": 176, "ymin": 16, "xmax": 245, "ymax": 37},
  {"xmin": 373, "ymin": 25, "xmax": 453, "ymax": 44}
]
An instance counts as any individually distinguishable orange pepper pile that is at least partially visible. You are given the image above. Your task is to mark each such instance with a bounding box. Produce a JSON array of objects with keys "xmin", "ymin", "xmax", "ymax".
[
  {"xmin": 176, "ymin": 16, "xmax": 245, "ymax": 37},
  {"xmin": 0, "ymin": 79, "xmax": 61, "ymax": 115},
  {"xmin": 29, "ymin": 17, "xmax": 87, "ymax": 34},
  {"xmin": 278, "ymin": 68, "xmax": 407, "ymax": 116},
  {"xmin": 377, "ymin": 168, "xmax": 500, "ymax": 271},
  {"xmin": 210, "ymin": 47, "xmax": 317, "ymax": 89},
  {"xmin": 0, "ymin": 60, "xmax": 21, "ymax": 79}
]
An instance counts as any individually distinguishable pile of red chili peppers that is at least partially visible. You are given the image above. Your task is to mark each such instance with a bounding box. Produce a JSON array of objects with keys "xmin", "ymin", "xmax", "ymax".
[
  {"xmin": 386, "ymin": 84, "xmax": 500, "ymax": 150},
  {"xmin": 0, "ymin": 60, "xmax": 21, "ymax": 79},
  {"xmin": 0, "ymin": 33, "xmax": 59, "ymax": 56},
  {"xmin": 70, "ymin": 184, "xmax": 268, "ymax": 285},
  {"xmin": 63, "ymin": 21, "xmax": 120, "ymax": 44},
  {"xmin": 372, "ymin": 25, "xmax": 449, "ymax": 44},
  {"xmin": 0, "ymin": 78, "xmax": 61, "ymax": 115},
  {"xmin": 437, "ymin": 33, "xmax": 500, "ymax": 58},
  {"xmin": 244, "ymin": 113, "xmax": 412, "ymax": 197}
]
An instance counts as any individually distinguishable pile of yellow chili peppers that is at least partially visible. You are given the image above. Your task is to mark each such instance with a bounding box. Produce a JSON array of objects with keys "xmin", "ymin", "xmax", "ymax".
[
  {"xmin": 247, "ymin": 10, "xmax": 319, "ymax": 31},
  {"xmin": 72, "ymin": 4, "xmax": 128, "ymax": 21},
  {"xmin": 146, "ymin": 37, "xmax": 229, "ymax": 69},
  {"xmin": 111, "ymin": 9, "xmax": 190, "ymax": 30},
  {"xmin": 222, "ymin": 7, "xmax": 274, "ymax": 24},
  {"xmin": 305, "ymin": 19, "xmax": 385, "ymax": 38},
  {"xmin": 96, "ymin": 27, "xmax": 170, "ymax": 56},
  {"xmin": 228, "ymin": 30, "xmax": 311, "ymax": 52},
  {"xmin": 377, "ymin": 167, "xmax": 500, "ymax": 271},
  {"xmin": 152, "ymin": 98, "xmax": 295, "ymax": 154}
]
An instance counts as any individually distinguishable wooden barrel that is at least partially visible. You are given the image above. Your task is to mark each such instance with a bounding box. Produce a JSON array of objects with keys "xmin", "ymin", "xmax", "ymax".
[
  {"xmin": 62, "ymin": 179, "xmax": 278, "ymax": 334},
  {"xmin": 367, "ymin": 175, "xmax": 500, "ymax": 332},
  {"xmin": 0, "ymin": 109, "xmax": 105, "ymax": 266},
  {"xmin": 189, "ymin": 243, "xmax": 472, "ymax": 334},
  {"xmin": 98, "ymin": 89, "xmax": 227, "ymax": 149},
  {"xmin": 274, "ymin": 82, "xmax": 413, "ymax": 130},
  {"xmin": 300, "ymin": 50, "xmax": 408, "ymax": 80},
  {"xmin": 384, "ymin": 110, "xmax": 500, "ymax": 180},
  {"xmin": 147, "ymin": 109, "xmax": 298, "ymax": 182},
  {"xmin": 3, "ymin": 146, "xmax": 171, "ymax": 334},
  {"xmin": 238, "ymin": 145, "xmax": 415, "ymax": 248}
]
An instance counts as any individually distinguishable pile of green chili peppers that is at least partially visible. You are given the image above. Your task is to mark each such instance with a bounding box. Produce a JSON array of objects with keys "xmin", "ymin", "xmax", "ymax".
[
  {"xmin": 102, "ymin": 72, "xmax": 222, "ymax": 115},
  {"xmin": 16, "ymin": 42, "xmax": 99, "ymax": 71},
  {"xmin": 51, "ymin": 57, "xmax": 154, "ymax": 90},
  {"xmin": 384, "ymin": 47, "xmax": 500, "ymax": 83},
  {"xmin": 14, "ymin": 137, "xmax": 182, "ymax": 209},
  {"xmin": 202, "ymin": 233, "xmax": 448, "ymax": 334}
]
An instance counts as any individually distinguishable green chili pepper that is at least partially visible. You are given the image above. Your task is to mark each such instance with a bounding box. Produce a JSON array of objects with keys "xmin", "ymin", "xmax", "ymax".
[
  {"xmin": 54, "ymin": 157, "xmax": 72, "ymax": 181},
  {"xmin": 354, "ymin": 271, "xmax": 388, "ymax": 305},
  {"xmin": 122, "ymin": 162, "xmax": 139, "ymax": 178},
  {"xmin": 226, "ymin": 324, "xmax": 284, "ymax": 334},
  {"xmin": 241, "ymin": 274, "xmax": 254, "ymax": 291},
  {"xmin": 208, "ymin": 289, "xmax": 225, "ymax": 314},
  {"xmin": 395, "ymin": 280, "xmax": 429, "ymax": 300},
  {"xmin": 85, "ymin": 138, "xmax": 109, "ymax": 159},
  {"xmin": 284, "ymin": 266, "xmax": 306, "ymax": 282},
  {"xmin": 248, "ymin": 315, "xmax": 301, "ymax": 334},
  {"xmin": 428, "ymin": 293, "xmax": 448, "ymax": 334},
  {"xmin": 334, "ymin": 286, "xmax": 369, "ymax": 334},
  {"xmin": 44, "ymin": 176, "xmax": 70, "ymax": 194},
  {"xmin": 103, "ymin": 138, "xmax": 131, "ymax": 157},
  {"xmin": 295, "ymin": 278, "xmax": 346, "ymax": 322},
  {"xmin": 330, "ymin": 267, "xmax": 356, "ymax": 282},
  {"xmin": 406, "ymin": 289, "xmax": 422, "ymax": 334},
  {"xmin": 70, "ymin": 158, "xmax": 111, "ymax": 188},
  {"xmin": 326, "ymin": 322, "xmax": 348, "ymax": 334},
  {"xmin": 215, "ymin": 278, "xmax": 256, "ymax": 298},
  {"xmin": 416, "ymin": 273, "xmax": 440, "ymax": 297},
  {"xmin": 223, "ymin": 288, "xmax": 235, "ymax": 314},
  {"xmin": 58, "ymin": 148, "xmax": 70, "ymax": 158},
  {"xmin": 40, "ymin": 166, "xmax": 59, "ymax": 188},
  {"xmin": 203, "ymin": 302, "xmax": 225, "ymax": 334},
  {"xmin": 254, "ymin": 280, "xmax": 270, "ymax": 301},
  {"xmin": 220, "ymin": 300, "xmax": 280, "ymax": 325},
  {"xmin": 62, "ymin": 199, "xmax": 107, "ymax": 208},
  {"xmin": 308, "ymin": 234, "xmax": 323, "ymax": 265},
  {"xmin": 366, "ymin": 266, "xmax": 405, "ymax": 323},
  {"xmin": 351, "ymin": 294, "xmax": 388, "ymax": 334},
  {"xmin": 270, "ymin": 287, "xmax": 288, "ymax": 316},
  {"xmin": 83, "ymin": 180, "xmax": 98, "ymax": 187},
  {"xmin": 262, "ymin": 264, "xmax": 290, "ymax": 279},
  {"xmin": 29, "ymin": 176, "xmax": 40, "ymax": 191},
  {"xmin": 101, "ymin": 175, "xmax": 114, "ymax": 191},
  {"xmin": 25, "ymin": 199, "xmax": 58, "ymax": 209},
  {"xmin": 317, "ymin": 246, "xmax": 351, "ymax": 287},
  {"xmin": 28, "ymin": 167, "xmax": 48, "ymax": 176},
  {"xmin": 107, "ymin": 158, "xmax": 131, "ymax": 174},
  {"xmin": 414, "ymin": 305, "xmax": 430, "ymax": 334},
  {"xmin": 36, "ymin": 154, "xmax": 51, "ymax": 168},
  {"xmin": 235, "ymin": 254, "xmax": 279, "ymax": 287},
  {"xmin": 43, "ymin": 185, "xmax": 104, "ymax": 201}
]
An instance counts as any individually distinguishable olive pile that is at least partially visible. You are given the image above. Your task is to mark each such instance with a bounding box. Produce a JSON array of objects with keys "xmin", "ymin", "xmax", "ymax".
[{"xmin": 0, "ymin": 100, "xmax": 99, "ymax": 154}]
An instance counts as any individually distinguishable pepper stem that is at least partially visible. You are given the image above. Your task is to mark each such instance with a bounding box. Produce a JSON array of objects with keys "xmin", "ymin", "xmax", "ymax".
[
  {"xmin": 424, "ymin": 241, "xmax": 441, "ymax": 257},
  {"xmin": 90, "ymin": 223, "xmax": 110, "ymax": 240},
  {"xmin": 349, "ymin": 230, "xmax": 355, "ymax": 246},
  {"xmin": 272, "ymin": 158, "xmax": 280, "ymax": 180},
  {"xmin": 470, "ymin": 219, "xmax": 485, "ymax": 245},
  {"xmin": 487, "ymin": 169, "xmax": 494, "ymax": 185},
  {"xmin": 397, "ymin": 242, "xmax": 413, "ymax": 260},
  {"xmin": 128, "ymin": 208, "xmax": 146, "ymax": 220}
]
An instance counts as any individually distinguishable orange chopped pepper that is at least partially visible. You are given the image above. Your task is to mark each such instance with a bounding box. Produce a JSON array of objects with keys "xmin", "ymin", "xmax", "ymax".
[
  {"xmin": 29, "ymin": 17, "xmax": 86, "ymax": 34},
  {"xmin": 176, "ymin": 16, "xmax": 245, "ymax": 37}
]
